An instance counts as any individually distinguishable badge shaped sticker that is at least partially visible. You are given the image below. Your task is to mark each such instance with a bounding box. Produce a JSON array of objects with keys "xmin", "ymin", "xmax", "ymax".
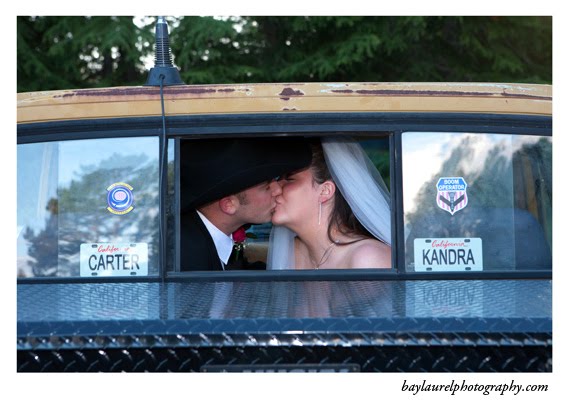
[
  {"xmin": 107, "ymin": 182, "xmax": 134, "ymax": 215},
  {"xmin": 436, "ymin": 177, "xmax": 468, "ymax": 215}
]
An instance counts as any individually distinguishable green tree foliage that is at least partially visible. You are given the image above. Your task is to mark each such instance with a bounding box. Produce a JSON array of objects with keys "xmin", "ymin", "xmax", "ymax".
[
  {"xmin": 17, "ymin": 16, "xmax": 551, "ymax": 92},
  {"xmin": 17, "ymin": 16, "xmax": 152, "ymax": 92}
]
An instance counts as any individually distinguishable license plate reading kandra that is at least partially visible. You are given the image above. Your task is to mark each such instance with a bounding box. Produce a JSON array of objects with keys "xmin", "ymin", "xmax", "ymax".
[
  {"xmin": 414, "ymin": 238, "xmax": 483, "ymax": 272},
  {"xmin": 80, "ymin": 243, "xmax": 148, "ymax": 277}
]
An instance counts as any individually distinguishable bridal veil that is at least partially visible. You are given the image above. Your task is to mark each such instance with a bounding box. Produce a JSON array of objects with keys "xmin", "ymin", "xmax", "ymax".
[{"xmin": 267, "ymin": 136, "xmax": 391, "ymax": 270}]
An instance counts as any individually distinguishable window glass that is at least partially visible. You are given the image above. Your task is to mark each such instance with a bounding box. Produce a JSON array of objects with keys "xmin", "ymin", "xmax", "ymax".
[
  {"xmin": 402, "ymin": 132, "xmax": 552, "ymax": 272},
  {"xmin": 17, "ymin": 137, "xmax": 160, "ymax": 278},
  {"xmin": 166, "ymin": 138, "xmax": 176, "ymax": 272},
  {"xmin": 177, "ymin": 136, "xmax": 390, "ymax": 271}
]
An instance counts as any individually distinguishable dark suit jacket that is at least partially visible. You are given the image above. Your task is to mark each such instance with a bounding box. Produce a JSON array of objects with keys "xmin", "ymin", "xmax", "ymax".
[
  {"xmin": 180, "ymin": 210, "xmax": 224, "ymax": 271},
  {"xmin": 180, "ymin": 210, "xmax": 267, "ymax": 271}
]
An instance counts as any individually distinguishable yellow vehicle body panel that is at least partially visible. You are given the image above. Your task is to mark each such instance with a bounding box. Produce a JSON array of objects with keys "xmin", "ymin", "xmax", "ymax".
[{"xmin": 17, "ymin": 82, "xmax": 551, "ymax": 124}]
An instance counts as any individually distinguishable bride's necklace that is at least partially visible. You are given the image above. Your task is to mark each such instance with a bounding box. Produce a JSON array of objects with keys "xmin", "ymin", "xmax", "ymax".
[{"xmin": 310, "ymin": 241, "xmax": 339, "ymax": 269}]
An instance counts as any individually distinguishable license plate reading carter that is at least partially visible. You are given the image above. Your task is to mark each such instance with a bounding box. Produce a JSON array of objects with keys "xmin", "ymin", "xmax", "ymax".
[
  {"xmin": 80, "ymin": 243, "xmax": 148, "ymax": 277},
  {"xmin": 414, "ymin": 238, "xmax": 483, "ymax": 272}
]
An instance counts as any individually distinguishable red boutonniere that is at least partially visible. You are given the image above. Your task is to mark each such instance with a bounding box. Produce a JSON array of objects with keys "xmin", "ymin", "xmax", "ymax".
[
  {"xmin": 231, "ymin": 225, "xmax": 257, "ymax": 263},
  {"xmin": 233, "ymin": 226, "xmax": 247, "ymax": 244}
]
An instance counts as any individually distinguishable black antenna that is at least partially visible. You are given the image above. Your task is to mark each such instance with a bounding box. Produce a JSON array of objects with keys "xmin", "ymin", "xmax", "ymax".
[{"xmin": 145, "ymin": 16, "xmax": 184, "ymax": 86}]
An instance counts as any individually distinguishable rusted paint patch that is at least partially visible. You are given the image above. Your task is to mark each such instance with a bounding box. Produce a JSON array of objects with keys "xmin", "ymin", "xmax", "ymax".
[
  {"xmin": 54, "ymin": 86, "xmax": 248, "ymax": 98},
  {"xmin": 48, "ymin": 85, "xmax": 550, "ymax": 101},
  {"xmin": 177, "ymin": 88, "xmax": 217, "ymax": 95},
  {"xmin": 500, "ymin": 92, "xmax": 552, "ymax": 100},
  {"xmin": 362, "ymin": 89, "xmax": 490, "ymax": 96},
  {"xmin": 279, "ymin": 88, "xmax": 305, "ymax": 97},
  {"xmin": 55, "ymin": 87, "xmax": 160, "ymax": 98},
  {"xmin": 331, "ymin": 89, "xmax": 551, "ymax": 100}
]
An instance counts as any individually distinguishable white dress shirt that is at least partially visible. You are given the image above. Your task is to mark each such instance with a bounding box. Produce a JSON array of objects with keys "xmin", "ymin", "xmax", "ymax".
[{"xmin": 196, "ymin": 210, "xmax": 234, "ymax": 270}]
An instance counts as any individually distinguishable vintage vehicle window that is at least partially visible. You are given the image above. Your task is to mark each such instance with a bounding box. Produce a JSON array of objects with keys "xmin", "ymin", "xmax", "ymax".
[
  {"xmin": 17, "ymin": 137, "xmax": 160, "ymax": 278},
  {"xmin": 402, "ymin": 132, "xmax": 552, "ymax": 272},
  {"xmin": 175, "ymin": 135, "xmax": 391, "ymax": 272}
]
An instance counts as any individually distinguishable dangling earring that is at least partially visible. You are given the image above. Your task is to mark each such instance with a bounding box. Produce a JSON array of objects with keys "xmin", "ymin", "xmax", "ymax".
[{"xmin": 318, "ymin": 201, "xmax": 322, "ymax": 225}]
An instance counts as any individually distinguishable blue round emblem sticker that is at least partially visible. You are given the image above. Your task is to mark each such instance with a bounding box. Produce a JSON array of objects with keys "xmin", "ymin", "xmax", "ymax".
[{"xmin": 107, "ymin": 182, "xmax": 134, "ymax": 215}]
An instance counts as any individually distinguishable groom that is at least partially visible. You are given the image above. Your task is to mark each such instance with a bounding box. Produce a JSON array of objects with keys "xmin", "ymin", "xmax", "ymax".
[{"xmin": 179, "ymin": 137, "xmax": 311, "ymax": 271}]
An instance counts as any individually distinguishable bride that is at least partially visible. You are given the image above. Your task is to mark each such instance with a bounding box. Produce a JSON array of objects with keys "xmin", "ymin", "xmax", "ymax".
[{"xmin": 267, "ymin": 136, "xmax": 391, "ymax": 270}]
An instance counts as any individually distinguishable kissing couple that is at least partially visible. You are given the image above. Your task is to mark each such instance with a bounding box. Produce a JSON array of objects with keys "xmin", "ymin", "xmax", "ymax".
[{"xmin": 180, "ymin": 136, "xmax": 391, "ymax": 271}]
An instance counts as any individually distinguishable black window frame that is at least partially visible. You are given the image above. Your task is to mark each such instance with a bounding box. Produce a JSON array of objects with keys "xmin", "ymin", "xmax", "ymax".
[{"xmin": 17, "ymin": 111, "xmax": 552, "ymax": 284}]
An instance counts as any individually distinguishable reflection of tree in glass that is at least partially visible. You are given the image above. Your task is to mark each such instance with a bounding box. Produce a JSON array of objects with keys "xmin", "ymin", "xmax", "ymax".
[
  {"xmin": 365, "ymin": 148, "xmax": 390, "ymax": 190},
  {"xmin": 24, "ymin": 153, "xmax": 159, "ymax": 277},
  {"xmin": 406, "ymin": 135, "xmax": 514, "ymax": 226},
  {"xmin": 360, "ymin": 139, "xmax": 390, "ymax": 190},
  {"xmin": 404, "ymin": 135, "xmax": 552, "ymax": 269},
  {"xmin": 512, "ymin": 137, "xmax": 552, "ymax": 244},
  {"xmin": 166, "ymin": 158, "xmax": 176, "ymax": 272},
  {"xmin": 22, "ymin": 198, "xmax": 59, "ymax": 276}
]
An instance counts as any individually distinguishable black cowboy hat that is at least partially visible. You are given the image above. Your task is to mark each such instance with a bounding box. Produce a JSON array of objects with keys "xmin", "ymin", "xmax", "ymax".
[{"xmin": 180, "ymin": 137, "xmax": 312, "ymax": 210}]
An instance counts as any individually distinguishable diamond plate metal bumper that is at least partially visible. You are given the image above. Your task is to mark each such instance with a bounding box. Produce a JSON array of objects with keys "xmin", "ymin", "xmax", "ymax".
[{"xmin": 17, "ymin": 279, "xmax": 552, "ymax": 372}]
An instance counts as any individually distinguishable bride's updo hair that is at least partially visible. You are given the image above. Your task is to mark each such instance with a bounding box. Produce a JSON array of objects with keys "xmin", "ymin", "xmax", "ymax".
[{"xmin": 309, "ymin": 139, "xmax": 373, "ymax": 244}]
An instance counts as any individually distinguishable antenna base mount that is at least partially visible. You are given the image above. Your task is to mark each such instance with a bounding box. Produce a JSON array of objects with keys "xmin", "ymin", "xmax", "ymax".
[{"xmin": 145, "ymin": 67, "xmax": 184, "ymax": 86}]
